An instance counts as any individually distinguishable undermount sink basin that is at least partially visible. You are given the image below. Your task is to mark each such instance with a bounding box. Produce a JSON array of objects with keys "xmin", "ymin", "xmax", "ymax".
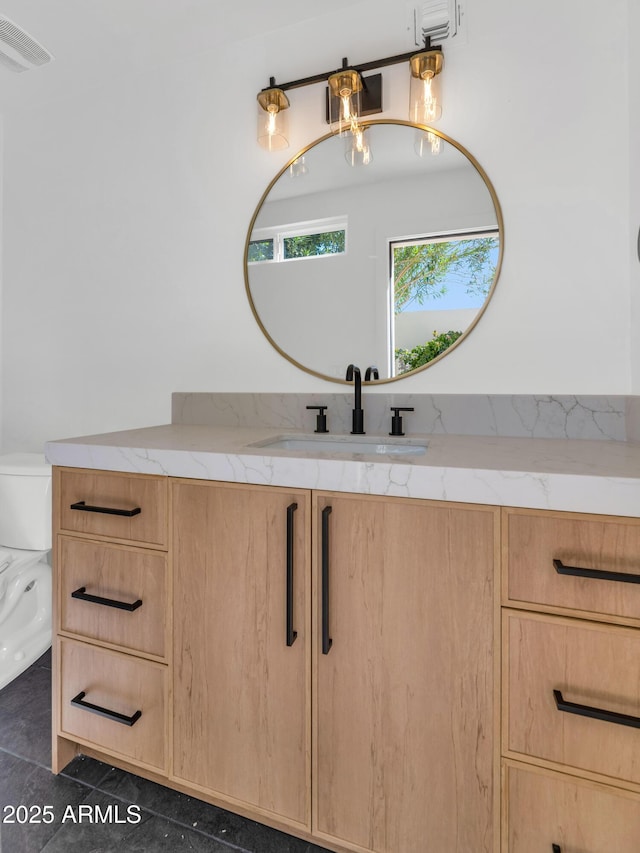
[{"xmin": 250, "ymin": 434, "xmax": 428, "ymax": 457}]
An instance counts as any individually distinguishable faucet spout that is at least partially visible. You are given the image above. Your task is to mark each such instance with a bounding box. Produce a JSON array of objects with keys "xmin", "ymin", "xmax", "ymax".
[
  {"xmin": 345, "ymin": 364, "xmax": 365, "ymax": 434},
  {"xmin": 346, "ymin": 364, "xmax": 361, "ymax": 409}
]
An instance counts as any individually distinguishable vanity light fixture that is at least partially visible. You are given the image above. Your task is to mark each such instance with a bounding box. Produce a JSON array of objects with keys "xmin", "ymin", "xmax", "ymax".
[
  {"xmin": 256, "ymin": 38, "xmax": 443, "ymax": 153},
  {"xmin": 257, "ymin": 80, "xmax": 290, "ymax": 151}
]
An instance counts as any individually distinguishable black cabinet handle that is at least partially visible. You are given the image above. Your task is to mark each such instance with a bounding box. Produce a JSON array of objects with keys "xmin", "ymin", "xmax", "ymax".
[
  {"xmin": 552, "ymin": 846, "xmax": 562, "ymax": 853},
  {"xmin": 70, "ymin": 691, "xmax": 141, "ymax": 726},
  {"xmin": 553, "ymin": 558, "xmax": 640, "ymax": 585},
  {"xmin": 71, "ymin": 586, "xmax": 143, "ymax": 612},
  {"xmin": 70, "ymin": 500, "xmax": 141, "ymax": 517},
  {"xmin": 286, "ymin": 502, "xmax": 298, "ymax": 647},
  {"xmin": 321, "ymin": 506, "xmax": 333, "ymax": 655},
  {"xmin": 554, "ymin": 689, "xmax": 640, "ymax": 729}
]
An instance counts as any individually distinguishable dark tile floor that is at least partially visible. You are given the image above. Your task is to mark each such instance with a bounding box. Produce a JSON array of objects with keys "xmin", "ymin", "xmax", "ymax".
[{"xmin": 0, "ymin": 651, "xmax": 331, "ymax": 852}]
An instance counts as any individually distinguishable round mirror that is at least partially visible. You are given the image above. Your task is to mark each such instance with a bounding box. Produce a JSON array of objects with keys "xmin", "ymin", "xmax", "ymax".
[{"xmin": 244, "ymin": 120, "xmax": 503, "ymax": 383}]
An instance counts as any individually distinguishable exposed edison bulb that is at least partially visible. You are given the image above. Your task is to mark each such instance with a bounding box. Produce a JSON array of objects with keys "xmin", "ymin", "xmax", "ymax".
[
  {"xmin": 421, "ymin": 75, "xmax": 440, "ymax": 122},
  {"xmin": 267, "ymin": 106, "xmax": 278, "ymax": 135},
  {"xmin": 410, "ymin": 72, "xmax": 442, "ymax": 125},
  {"xmin": 341, "ymin": 91, "xmax": 352, "ymax": 123}
]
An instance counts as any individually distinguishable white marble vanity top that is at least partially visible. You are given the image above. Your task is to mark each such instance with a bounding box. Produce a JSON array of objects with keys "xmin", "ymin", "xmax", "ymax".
[{"xmin": 44, "ymin": 423, "xmax": 640, "ymax": 518}]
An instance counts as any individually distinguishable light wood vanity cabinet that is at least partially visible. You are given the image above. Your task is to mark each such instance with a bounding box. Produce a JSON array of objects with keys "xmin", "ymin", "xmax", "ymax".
[
  {"xmin": 53, "ymin": 468, "xmax": 498, "ymax": 853},
  {"xmin": 502, "ymin": 507, "xmax": 640, "ymax": 852},
  {"xmin": 52, "ymin": 467, "xmax": 640, "ymax": 852}
]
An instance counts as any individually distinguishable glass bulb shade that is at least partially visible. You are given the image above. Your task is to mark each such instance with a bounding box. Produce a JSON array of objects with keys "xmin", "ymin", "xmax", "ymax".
[
  {"xmin": 409, "ymin": 72, "xmax": 442, "ymax": 124},
  {"xmin": 415, "ymin": 129, "xmax": 443, "ymax": 157},
  {"xmin": 257, "ymin": 87, "xmax": 290, "ymax": 151},
  {"xmin": 288, "ymin": 156, "xmax": 308, "ymax": 177},
  {"xmin": 409, "ymin": 49, "xmax": 443, "ymax": 125},
  {"xmin": 344, "ymin": 126, "xmax": 372, "ymax": 167},
  {"xmin": 328, "ymin": 68, "xmax": 363, "ymax": 135}
]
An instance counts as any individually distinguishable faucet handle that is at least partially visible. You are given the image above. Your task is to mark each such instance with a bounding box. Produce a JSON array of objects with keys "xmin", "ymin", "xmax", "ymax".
[
  {"xmin": 306, "ymin": 405, "xmax": 329, "ymax": 434},
  {"xmin": 389, "ymin": 407, "xmax": 414, "ymax": 437}
]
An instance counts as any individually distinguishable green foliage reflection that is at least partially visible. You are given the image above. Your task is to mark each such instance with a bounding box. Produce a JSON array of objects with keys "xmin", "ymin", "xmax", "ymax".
[{"xmin": 394, "ymin": 237, "xmax": 498, "ymax": 313}]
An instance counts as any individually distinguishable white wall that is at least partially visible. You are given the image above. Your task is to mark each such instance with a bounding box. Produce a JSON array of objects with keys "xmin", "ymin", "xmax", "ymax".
[
  {"xmin": 0, "ymin": 113, "xmax": 3, "ymax": 449},
  {"xmin": 0, "ymin": 0, "xmax": 636, "ymax": 451},
  {"xmin": 630, "ymin": 0, "xmax": 640, "ymax": 393}
]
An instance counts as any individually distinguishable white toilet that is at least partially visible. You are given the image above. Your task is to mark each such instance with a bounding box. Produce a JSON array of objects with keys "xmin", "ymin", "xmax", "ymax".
[{"xmin": 0, "ymin": 453, "xmax": 52, "ymax": 691}]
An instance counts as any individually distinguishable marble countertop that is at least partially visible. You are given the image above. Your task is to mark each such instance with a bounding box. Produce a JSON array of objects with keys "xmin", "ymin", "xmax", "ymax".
[{"xmin": 44, "ymin": 423, "xmax": 640, "ymax": 517}]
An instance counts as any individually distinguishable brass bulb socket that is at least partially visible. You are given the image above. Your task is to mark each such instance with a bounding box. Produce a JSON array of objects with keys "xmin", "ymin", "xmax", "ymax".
[
  {"xmin": 257, "ymin": 87, "xmax": 290, "ymax": 113},
  {"xmin": 410, "ymin": 50, "xmax": 443, "ymax": 80},
  {"xmin": 328, "ymin": 68, "xmax": 363, "ymax": 98}
]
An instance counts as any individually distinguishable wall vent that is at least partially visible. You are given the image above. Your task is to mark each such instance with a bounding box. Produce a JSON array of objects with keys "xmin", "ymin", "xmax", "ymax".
[
  {"xmin": 0, "ymin": 14, "xmax": 53, "ymax": 73},
  {"xmin": 411, "ymin": 0, "xmax": 466, "ymax": 47}
]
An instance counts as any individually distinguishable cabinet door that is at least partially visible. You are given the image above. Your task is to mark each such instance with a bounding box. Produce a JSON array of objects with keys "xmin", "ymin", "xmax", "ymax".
[
  {"xmin": 313, "ymin": 493, "xmax": 497, "ymax": 853},
  {"xmin": 56, "ymin": 467, "xmax": 168, "ymax": 548},
  {"xmin": 58, "ymin": 637, "xmax": 167, "ymax": 773},
  {"xmin": 503, "ymin": 507, "xmax": 640, "ymax": 625},
  {"xmin": 504, "ymin": 610, "xmax": 640, "ymax": 786},
  {"xmin": 504, "ymin": 760, "xmax": 640, "ymax": 852},
  {"xmin": 172, "ymin": 480, "xmax": 311, "ymax": 830},
  {"xmin": 58, "ymin": 536, "xmax": 167, "ymax": 658}
]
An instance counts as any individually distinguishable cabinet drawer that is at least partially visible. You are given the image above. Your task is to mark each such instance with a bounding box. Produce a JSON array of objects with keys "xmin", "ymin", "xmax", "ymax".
[
  {"xmin": 504, "ymin": 761, "xmax": 640, "ymax": 852},
  {"xmin": 504, "ymin": 610, "xmax": 640, "ymax": 786},
  {"xmin": 56, "ymin": 468, "xmax": 168, "ymax": 548},
  {"xmin": 504, "ymin": 508, "xmax": 640, "ymax": 623},
  {"xmin": 58, "ymin": 537, "xmax": 167, "ymax": 658},
  {"xmin": 58, "ymin": 638, "xmax": 167, "ymax": 772}
]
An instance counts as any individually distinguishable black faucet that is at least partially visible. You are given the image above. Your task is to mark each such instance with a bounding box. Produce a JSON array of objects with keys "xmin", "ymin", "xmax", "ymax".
[
  {"xmin": 365, "ymin": 365, "xmax": 379, "ymax": 381},
  {"xmin": 345, "ymin": 364, "xmax": 365, "ymax": 434}
]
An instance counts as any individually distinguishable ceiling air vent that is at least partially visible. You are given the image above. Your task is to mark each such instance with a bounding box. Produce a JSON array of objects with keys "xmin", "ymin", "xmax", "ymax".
[
  {"xmin": 411, "ymin": 0, "xmax": 466, "ymax": 47},
  {"xmin": 0, "ymin": 14, "xmax": 53, "ymax": 73}
]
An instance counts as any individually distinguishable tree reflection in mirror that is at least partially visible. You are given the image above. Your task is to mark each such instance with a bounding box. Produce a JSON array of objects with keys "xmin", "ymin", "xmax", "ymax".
[{"xmin": 392, "ymin": 230, "xmax": 499, "ymax": 376}]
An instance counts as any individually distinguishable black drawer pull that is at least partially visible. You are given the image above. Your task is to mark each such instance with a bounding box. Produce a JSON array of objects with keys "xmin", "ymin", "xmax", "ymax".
[
  {"xmin": 70, "ymin": 500, "xmax": 141, "ymax": 517},
  {"xmin": 71, "ymin": 691, "xmax": 142, "ymax": 726},
  {"xmin": 554, "ymin": 689, "xmax": 640, "ymax": 729},
  {"xmin": 552, "ymin": 846, "xmax": 561, "ymax": 853},
  {"xmin": 321, "ymin": 506, "xmax": 333, "ymax": 655},
  {"xmin": 71, "ymin": 586, "xmax": 142, "ymax": 612},
  {"xmin": 286, "ymin": 502, "xmax": 298, "ymax": 647},
  {"xmin": 553, "ymin": 558, "xmax": 640, "ymax": 585}
]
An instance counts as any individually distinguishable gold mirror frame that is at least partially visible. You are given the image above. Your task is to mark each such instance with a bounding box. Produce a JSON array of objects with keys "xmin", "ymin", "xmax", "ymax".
[{"xmin": 244, "ymin": 119, "xmax": 504, "ymax": 384}]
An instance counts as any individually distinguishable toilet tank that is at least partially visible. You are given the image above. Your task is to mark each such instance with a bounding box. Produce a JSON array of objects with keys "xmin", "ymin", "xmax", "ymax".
[{"xmin": 0, "ymin": 453, "xmax": 52, "ymax": 550}]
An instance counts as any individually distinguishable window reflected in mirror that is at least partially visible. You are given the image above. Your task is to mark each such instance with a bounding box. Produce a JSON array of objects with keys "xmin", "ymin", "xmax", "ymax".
[{"xmin": 392, "ymin": 229, "xmax": 499, "ymax": 376}]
